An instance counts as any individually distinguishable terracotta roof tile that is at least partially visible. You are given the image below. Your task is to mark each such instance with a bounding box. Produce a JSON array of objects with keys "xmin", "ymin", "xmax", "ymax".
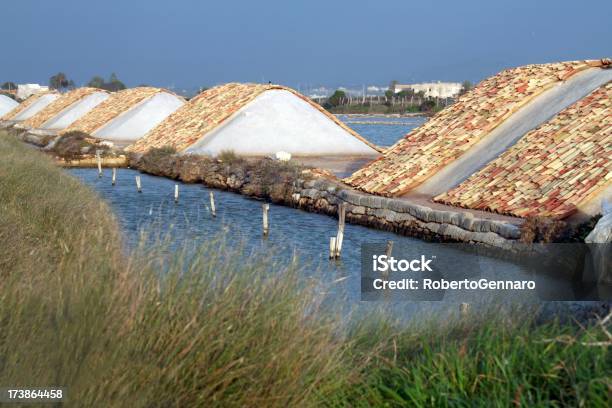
[
  {"xmin": 128, "ymin": 83, "xmax": 380, "ymax": 153},
  {"xmin": 344, "ymin": 60, "xmax": 599, "ymax": 196},
  {"xmin": 434, "ymin": 82, "xmax": 611, "ymax": 219},
  {"xmin": 21, "ymin": 87, "xmax": 106, "ymax": 128}
]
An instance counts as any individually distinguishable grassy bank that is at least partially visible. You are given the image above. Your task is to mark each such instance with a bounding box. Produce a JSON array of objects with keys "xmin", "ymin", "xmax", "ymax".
[
  {"xmin": 1, "ymin": 132, "xmax": 610, "ymax": 406},
  {"xmin": 0, "ymin": 134, "xmax": 353, "ymax": 406}
]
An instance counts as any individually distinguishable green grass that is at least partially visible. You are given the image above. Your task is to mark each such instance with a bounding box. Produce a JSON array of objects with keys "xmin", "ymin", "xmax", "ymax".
[
  {"xmin": 342, "ymin": 312, "xmax": 610, "ymax": 406},
  {"xmin": 0, "ymin": 132, "xmax": 610, "ymax": 406}
]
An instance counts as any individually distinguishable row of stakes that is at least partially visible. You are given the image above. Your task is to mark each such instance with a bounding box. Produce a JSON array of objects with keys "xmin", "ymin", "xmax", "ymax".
[
  {"xmin": 97, "ymin": 156, "xmax": 471, "ymax": 312},
  {"xmin": 97, "ymin": 156, "xmax": 270, "ymax": 235},
  {"xmin": 99, "ymin": 165, "xmax": 337, "ymax": 252},
  {"xmin": 100, "ymin": 158, "xmax": 472, "ymax": 268}
]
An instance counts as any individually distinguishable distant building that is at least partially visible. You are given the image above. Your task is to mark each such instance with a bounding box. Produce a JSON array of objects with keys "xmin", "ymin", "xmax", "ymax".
[
  {"xmin": 392, "ymin": 82, "xmax": 462, "ymax": 98},
  {"xmin": 16, "ymin": 84, "xmax": 50, "ymax": 100}
]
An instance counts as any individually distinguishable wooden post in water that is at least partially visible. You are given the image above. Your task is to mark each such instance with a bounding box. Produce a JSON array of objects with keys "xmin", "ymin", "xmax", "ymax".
[
  {"xmin": 111, "ymin": 168, "xmax": 116, "ymax": 186},
  {"xmin": 96, "ymin": 152, "xmax": 102, "ymax": 178},
  {"xmin": 460, "ymin": 303, "xmax": 470, "ymax": 317},
  {"xmin": 174, "ymin": 184, "xmax": 179, "ymax": 203},
  {"xmin": 135, "ymin": 176, "xmax": 142, "ymax": 193},
  {"xmin": 334, "ymin": 203, "xmax": 347, "ymax": 258},
  {"xmin": 385, "ymin": 240, "xmax": 394, "ymax": 258},
  {"xmin": 329, "ymin": 237, "xmax": 337, "ymax": 259},
  {"xmin": 209, "ymin": 191, "xmax": 216, "ymax": 217},
  {"xmin": 262, "ymin": 203, "xmax": 270, "ymax": 236}
]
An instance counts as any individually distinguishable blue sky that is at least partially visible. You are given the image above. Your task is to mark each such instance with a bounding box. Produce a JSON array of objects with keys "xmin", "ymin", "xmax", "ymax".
[{"xmin": 1, "ymin": 0, "xmax": 610, "ymax": 91}]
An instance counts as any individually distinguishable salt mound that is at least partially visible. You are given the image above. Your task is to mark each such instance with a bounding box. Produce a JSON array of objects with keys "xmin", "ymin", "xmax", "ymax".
[{"xmin": 0, "ymin": 95, "xmax": 18, "ymax": 117}]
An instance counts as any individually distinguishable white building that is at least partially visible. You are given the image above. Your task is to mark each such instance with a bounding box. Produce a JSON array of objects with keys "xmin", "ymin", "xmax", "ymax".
[
  {"xmin": 393, "ymin": 82, "xmax": 463, "ymax": 98},
  {"xmin": 16, "ymin": 84, "xmax": 51, "ymax": 100}
]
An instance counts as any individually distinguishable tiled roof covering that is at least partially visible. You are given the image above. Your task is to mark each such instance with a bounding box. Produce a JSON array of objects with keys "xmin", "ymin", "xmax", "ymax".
[
  {"xmin": 344, "ymin": 60, "xmax": 604, "ymax": 196},
  {"xmin": 128, "ymin": 83, "xmax": 380, "ymax": 153},
  {"xmin": 435, "ymin": 82, "xmax": 611, "ymax": 219},
  {"xmin": 60, "ymin": 87, "xmax": 167, "ymax": 135},
  {"xmin": 1, "ymin": 91, "xmax": 56, "ymax": 120},
  {"xmin": 21, "ymin": 88, "xmax": 105, "ymax": 128}
]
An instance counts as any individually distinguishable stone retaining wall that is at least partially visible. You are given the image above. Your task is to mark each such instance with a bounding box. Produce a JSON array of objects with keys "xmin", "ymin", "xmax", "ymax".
[
  {"xmin": 130, "ymin": 154, "xmax": 522, "ymax": 249},
  {"xmin": 292, "ymin": 178, "xmax": 521, "ymax": 249},
  {"xmin": 1, "ymin": 128, "xmax": 525, "ymax": 248}
]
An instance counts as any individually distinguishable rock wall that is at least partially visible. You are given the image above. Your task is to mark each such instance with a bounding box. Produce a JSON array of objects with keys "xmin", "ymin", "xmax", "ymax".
[
  {"xmin": 293, "ymin": 178, "xmax": 520, "ymax": 248},
  {"xmin": 131, "ymin": 153, "xmax": 522, "ymax": 249}
]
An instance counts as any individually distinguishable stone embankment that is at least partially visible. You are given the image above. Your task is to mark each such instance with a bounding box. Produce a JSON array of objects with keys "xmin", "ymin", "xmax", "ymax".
[
  {"xmin": 130, "ymin": 152, "xmax": 522, "ymax": 249},
  {"xmin": 295, "ymin": 178, "xmax": 521, "ymax": 248}
]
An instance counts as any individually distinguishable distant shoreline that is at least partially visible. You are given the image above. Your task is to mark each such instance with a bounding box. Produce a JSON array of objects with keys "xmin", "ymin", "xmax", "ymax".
[{"xmin": 334, "ymin": 112, "xmax": 428, "ymax": 118}]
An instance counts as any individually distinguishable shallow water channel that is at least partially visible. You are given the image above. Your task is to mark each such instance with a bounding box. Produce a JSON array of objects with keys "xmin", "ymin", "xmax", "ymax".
[{"xmin": 69, "ymin": 167, "xmax": 556, "ymax": 320}]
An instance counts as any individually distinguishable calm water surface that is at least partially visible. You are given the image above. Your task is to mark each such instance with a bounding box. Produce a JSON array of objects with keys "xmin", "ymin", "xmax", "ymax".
[
  {"xmin": 68, "ymin": 117, "xmax": 577, "ymax": 320},
  {"xmin": 335, "ymin": 114, "xmax": 427, "ymax": 147}
]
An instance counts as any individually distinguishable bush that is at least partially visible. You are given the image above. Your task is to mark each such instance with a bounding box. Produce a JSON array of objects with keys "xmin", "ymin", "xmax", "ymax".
[
  {"xmin": 141, "ymin": 145, "xmax": 177, "ymax": 161},
  {"xmin": 323, "ymin": 89, "xmax": 346, "ymax": 109},
  {"xmin": 134, "ymin": 146, "xmax": 181, "ymax": 178},
  {"xmin": 51, "ymin": 131, "xmax": 110, "ymax": 160},
  {"xmin": 217, "ymin": 149, "xmax": 243, "ymax": 165},
  {"xmin": 520, "ymin": 216, "xmax": 567, "ymax": 243}
]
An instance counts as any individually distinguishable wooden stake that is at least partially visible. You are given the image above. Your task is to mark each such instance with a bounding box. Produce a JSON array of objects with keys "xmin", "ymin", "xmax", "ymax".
[
  {"xmin": 135, "ymin": 176, "xmax": 142, "ymax": 193},
  {"xmin": 262, "ymin": 203, "xmax": 269, "ymax": 236},
  {"xmin": 209, "ymin": 191, "xmax": 216, "ymax": 217},
  {"xmin": 329, "ymin": 237, "xmax": 337, "ymax": 259},
  {"xmin": 460, "ymin": 303, "xmax": 470, "ymax": 317},
  {"xmin": 174, "ymin": 184, "xmax": 179, "ymax": 203},
  {"xmin": 385, "ymin": 240, "xmax": 394, "ymax": 258},
  {"xmin": 96, "ymin": 153, "xmax": 102, "ymax": 178},
  {"xmin": 111, "ymin": 168, "xmax": 116, "ymax": 186},
  {"xmin": 334, "ymin": 203, "xmax": 347, "ymax": 258}
]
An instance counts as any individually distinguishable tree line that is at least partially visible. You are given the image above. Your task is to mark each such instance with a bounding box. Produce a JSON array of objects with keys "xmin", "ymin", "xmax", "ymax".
[
  {"xmin": 322, "ymin": 79, "xmax": 474, "ymax": 113},
  {"xmin": 10, "ymin": 72, "xmax": 130, "ymax": 92}
]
